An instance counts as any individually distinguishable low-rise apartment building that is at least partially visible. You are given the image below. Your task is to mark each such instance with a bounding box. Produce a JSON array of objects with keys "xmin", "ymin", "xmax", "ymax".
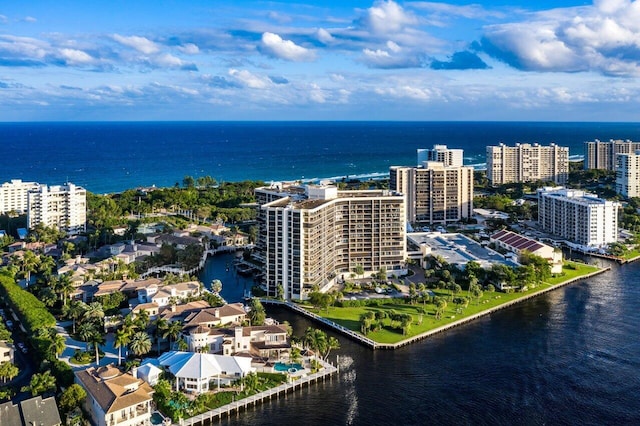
[{"xmin": 538, "ymin": 187, "xmax": 620, "ymax": 247}]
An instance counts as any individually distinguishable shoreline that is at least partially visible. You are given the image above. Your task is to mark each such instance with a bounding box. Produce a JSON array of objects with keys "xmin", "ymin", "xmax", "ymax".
[{"xmin": 263, "ymin": 266, "xmax": 611, "ymax": 350}]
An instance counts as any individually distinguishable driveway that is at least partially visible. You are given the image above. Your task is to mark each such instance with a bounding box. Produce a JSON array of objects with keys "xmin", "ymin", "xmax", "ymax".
[{"xmin": 56, "ymin": 320, "xmax": 121, "ymax": 370}]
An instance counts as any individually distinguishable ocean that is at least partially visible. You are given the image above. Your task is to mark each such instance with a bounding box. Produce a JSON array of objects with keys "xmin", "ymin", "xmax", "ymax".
[
  {"xmin": 3, "ymin": 121, "xmax": 640, "ymax": 194},
  {"xmin": 3, "ymin": 121, "xmax": 640, "ymax": 424}
]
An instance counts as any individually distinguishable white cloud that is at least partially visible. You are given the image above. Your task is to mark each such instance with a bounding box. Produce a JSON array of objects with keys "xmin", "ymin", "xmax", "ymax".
[
  {"xmin": 0, "ymin": 34, "xmax": 48, "ymax": 59},
  {"xmin": 386, "ymin": 40, "xmax": 401, "ymax": 52},
  {"xmin": 408, "ymin": 2, "xmax": 504, "ymax": 20},
  {"xmin": 0, "ymin": 15, "xmax": 8, "ymax": 24},
  {"xmin": 483, "ymin": 1, "xmax": 640, "ymax": 76},
  {"xmin": 316, "ymin": 28, "xmax": 335, "ymax": 44},
  {"xmin": 112, "ymin": 34, "xmax": 159, "ymax": 54},
  {"xmin": 177, "ymin": 43, "xmax": 199, "ymax": 55},
  {"xmin": 59, "ymin": 48, "xmax": 94, "ymax": 64},
  {"xmin": 260, "ymin": 32, "xmax": 316, "ymax": 62},
  {"xmin": 23, "ymin": 16, "xmax": 37, "ymax": 23},
  {"xmin": 228, "ymin": 68, "xmax": 272, "ymax": 89},
  {"xmin": 361, "ymin": 1, "xmax": 418, "ymax": 35},
  {"xmin": 154, "ymin": 53, "xmax": 185, "ymax": 68}
]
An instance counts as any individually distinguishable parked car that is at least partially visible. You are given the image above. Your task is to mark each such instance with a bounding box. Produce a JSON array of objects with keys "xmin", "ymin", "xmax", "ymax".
[
  {"xmin": 16, "ymin": 342, "xmax": 27, "ymax": 354},
  {"xmin": 5, "ymin": 320, "xmax": 13, "ymax": 330}
]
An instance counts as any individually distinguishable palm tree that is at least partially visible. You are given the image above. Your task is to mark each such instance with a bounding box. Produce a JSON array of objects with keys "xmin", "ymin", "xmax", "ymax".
[
  {"xmin": 55, "ymin": 272, "xmax": 75, "ymax": 307},
  {"xmin": 324, "ymin": 336, "xmax": 340, "ymax": 360},
  {"xmin": 154, "ymin": 317, "xmax": 168, "ymax": 354},
  {"xmin": 134, "ymin": 308, "xmax": 150, "ymax": 330},
  {"xmin": 129, "ymin": 331, "xmax": 152, "ymax": 358},
  {"xmin": 49, "ymin": 333, "xmax": 67, "ymax": 360},
  {"xmin": 78, "ymin": 321, "xmax": 98, "ymax": 352},
  {"xmin": 303, "ymin": 327, "xmax": 328, "ymax": 360},
  {"xmin": 83, "ymin": 302, "xmax": 104, "ymax": 326},
  {"xmin": 162, "ymin": 321, "xmax": 182, "ymax": 351},
  {"xmin": 114, "ymin": 328, "xmax": 131, "ymax": 366},
  {"xmin": 64, "ymin": 300, "xmax": 87, "ymax": 334},
  {"xmin": 24, "ymin": 371, "xmax": 56, "ymax": 396}
]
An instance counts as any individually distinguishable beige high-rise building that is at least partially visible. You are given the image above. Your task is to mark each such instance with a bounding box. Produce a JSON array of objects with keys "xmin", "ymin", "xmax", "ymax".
[
  {"xmin": 538, "ymin": 187, "xmax": 620, "ymax": 247},
  {"xmin": 256, "ymin": 184, "xmax": 406, "ymax": 300},
  {"xmin": 616, "ymin": 150, "xmax": 640, "ymax": 198},
  {"xmin": 27, "ymin": 183, "xmax": 87, "ymax": 235},
  {"xmin": 584, "ymin": 139, "xmax": 640, "ymax": 171},
  {"xmin": 417, "ymin": 145, "xmax": 463, "ymax": 167},
  {"xmin": 0, "ymin": 179, "xmax": 40, "ymax": 214},
  {"xmin": 390, "ymin": 162, "xmax": 473, "ymax": 224},
  {"xmin": 486, "ymin": 143, "xmax": 569, "ymax": 186}
]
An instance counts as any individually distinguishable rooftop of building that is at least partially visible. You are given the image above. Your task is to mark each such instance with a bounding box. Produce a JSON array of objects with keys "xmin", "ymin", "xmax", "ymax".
[{"xmin": 75, "ymin": 365, "xmax": 153, "ymax": 414}]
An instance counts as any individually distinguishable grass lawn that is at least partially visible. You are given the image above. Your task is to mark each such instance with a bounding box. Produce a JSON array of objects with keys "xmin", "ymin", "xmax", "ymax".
[
  {"xmin": 309, "ymin": 262, "xmax": 601, "ymax": 344},
  {"xmin": 622, "ymin": 249, "xmax": 640, "ymax": 261}
]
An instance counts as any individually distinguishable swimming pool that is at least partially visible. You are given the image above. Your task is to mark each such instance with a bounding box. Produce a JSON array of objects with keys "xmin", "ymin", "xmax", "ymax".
[
  {"xmin": 274, "ymin": 362, "xmax": 303, "ymax": 372},
  {"xmin": 150, "ymin": 412, "xmax": 166, "ymax": 425}
]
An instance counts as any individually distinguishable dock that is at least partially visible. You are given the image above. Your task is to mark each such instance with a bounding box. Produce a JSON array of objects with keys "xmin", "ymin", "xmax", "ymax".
[{"xmin": 174, "ymin": 359, "xmax": 338, "ymax": 425}]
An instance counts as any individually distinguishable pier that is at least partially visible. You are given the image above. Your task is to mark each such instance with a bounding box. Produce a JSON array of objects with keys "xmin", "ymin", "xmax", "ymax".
[{"xmin": 173, "ymin": 360, "xmax": 338, "ymax": 426}]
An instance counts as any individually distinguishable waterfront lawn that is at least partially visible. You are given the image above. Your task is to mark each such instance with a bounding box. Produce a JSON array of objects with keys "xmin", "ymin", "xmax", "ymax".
[{"xmin": 313, "ymin": 263, "xmax": 600, "ymax": 344}]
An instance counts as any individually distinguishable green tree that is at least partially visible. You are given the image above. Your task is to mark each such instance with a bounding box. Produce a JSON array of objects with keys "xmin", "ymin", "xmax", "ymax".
[
  {"xmin": 59, "ymin": 384, "xmax": 86, "ymax": 415},
  {"xmin": 23, "ymin": 371, "xmax": 56, "ymax": 396},
  {"xmin": 129, "ymin": 331, "xmax": 152, "ymax": 357},
  {"xmin": 64, "ymin": 300, "xmax": 87, "ymax": 334},
  {"xmin": 49, "ymin": 333, "xmax": 67, "ymax": 360},
  {"xmin": 114, "ymin": 328, "xmax": 132, "ymax": 366},
  {"xmin": 162, "ymin": 321, "xmax": 182, "ymax": 351},
  {"xmin": 0, "ymin": 362, "xmax": 19, "ymax": 383},
  {"xmin": 353, "ymin": 264, "xmax": 365, "ymax": 279},
  {"xmin": 248, "ymin": 298, "xmax": 266, "ymax": 325}
]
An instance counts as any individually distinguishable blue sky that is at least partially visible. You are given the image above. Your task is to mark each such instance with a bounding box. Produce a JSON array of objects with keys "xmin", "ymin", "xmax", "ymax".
[{"xmin": 1, "ymin": 0, "xmax": 639, "ymax": 121}]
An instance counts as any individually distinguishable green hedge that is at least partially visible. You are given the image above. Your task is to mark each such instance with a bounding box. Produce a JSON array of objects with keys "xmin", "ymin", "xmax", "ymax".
[{"xmin": 0, "ymin": 270, "xmax": 56, "ymax": 333}]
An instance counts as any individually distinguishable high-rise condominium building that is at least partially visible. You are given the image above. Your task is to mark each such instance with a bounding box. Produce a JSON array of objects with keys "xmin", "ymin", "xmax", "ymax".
[
  {"xmin": 27, "ymin": 183, "xmax": 87, "ymax": 235},
  {"xmin": 486, "ymin": 143, "xmax": 569, "ymax": 186},
  {"xmin": 538, "ymin": 187, "xmax": 619, "ymax": 247},
  {"xmin": 0, "ymin": 179, "xmax": 40, "ymax": 214},
  {"xmin": 584, "ymin": 139, "xmax": 640, "ymax": 171},
  {"xmin": 616, "ymin": 150, "xmax": 640, "ymax": 198},
  {"xmin": 255, "ymin": 184, "xmax": 406, "ymax": 300},
  {"xmin": 390, "ymin": 162, "xmax": 474, "ymax": 224},
  {"xmin": 417, "ymin": 145, "xmax": 463, "ymax": 167}
]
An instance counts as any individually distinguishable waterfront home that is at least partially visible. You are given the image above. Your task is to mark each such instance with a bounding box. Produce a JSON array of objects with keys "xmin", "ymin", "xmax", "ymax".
[
  {"xmin": 0, "ymin": 395, "xmax": 62, "ymax": 426},
  {"xmin": 158, "ymin": 300, "xmax": 211, "ymax": 323},
  {"xmin": 149, "ymin": 233, "xmax": 202, "ymax": 250},
  {"xmin": 184, "ymin": 324, "xmax": 291, "ymax": 363},
  {"xmin": 181, "ymin": 303, "xmax": 247, "ymax": 328},
  {"xmin": 157, "ymin": 351, "xmax": 254, "ymax": 394},
  {"xmin": 75, "ymin": 364, "xmax": 154, "ymax": 426}
]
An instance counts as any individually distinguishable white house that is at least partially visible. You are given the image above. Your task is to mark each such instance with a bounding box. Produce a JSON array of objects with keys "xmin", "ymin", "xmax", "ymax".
[
  {"xmin": 157, "ymin": 351, "xmax": 254, "ymax": 394},
  {"xmin": 133, "ymin": 362, "xmax": 163, "ymax": 387}
]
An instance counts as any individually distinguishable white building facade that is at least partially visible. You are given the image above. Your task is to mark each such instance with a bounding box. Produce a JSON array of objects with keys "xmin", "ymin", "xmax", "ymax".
[
  {"xmin": 616, "ymin": 150, "xmax": 640, "ymax": 198},
  {"xmin": 538, "ymin": 187, "xmax": 620, "ymax": 247},
  {"xmin": 27, "ymin": 183, "xmax": 87, "ymax": 235},
  {"xmin": 487, "ymin": 143, "xmax": 569, "ymax": 186},
  {"xmin": 0, "ymin": 179, "xmax": 40, "ymax": 214},
  {"xmin": 417, "ymin": 145, "xmax": 463, "ymax": 167}
]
